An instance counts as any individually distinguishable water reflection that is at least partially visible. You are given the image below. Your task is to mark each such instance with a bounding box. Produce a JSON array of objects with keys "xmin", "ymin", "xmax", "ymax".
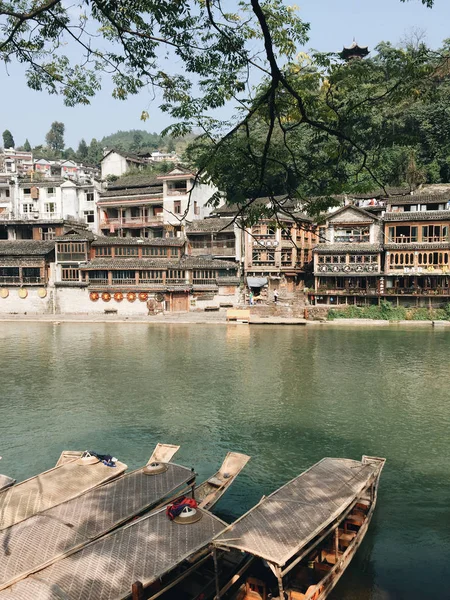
[{"xmin": 0, "ymin": 323, "xmax": 449, "ymax": 599}]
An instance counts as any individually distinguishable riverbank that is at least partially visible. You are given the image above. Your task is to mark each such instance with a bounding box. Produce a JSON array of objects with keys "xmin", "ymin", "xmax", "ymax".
[{"xmin": 0, "ymin": 312, "xmax": 449, "ymax": 326}]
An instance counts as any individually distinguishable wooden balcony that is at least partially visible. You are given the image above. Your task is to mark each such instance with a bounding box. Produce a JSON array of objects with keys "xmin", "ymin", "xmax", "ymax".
[
  {"xmin": 0, "ymin": 276, "xmax": 46, "ymax": 285},
  {"xmin": 100, "ymin": 215, "xmax": 164, "ymax": 228}
]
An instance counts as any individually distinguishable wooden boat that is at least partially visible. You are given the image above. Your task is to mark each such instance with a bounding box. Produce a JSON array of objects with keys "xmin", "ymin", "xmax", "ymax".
[
  {"xmin": 0, "ymin": 443, "xmax": 195, "ymax": 592},
  {"xmin": 0, "ymin": 452, "xmax": 128, "ymax": 530},
  {"xmin": 212, "ymin": 455, "xmax": 385, "ymax": 600},
  {"xmin": 0, "ymin": 473, "xmax": 15, "ymax": 492},
  {"xmin": 0, "ymin": 451, "xmax": 250, "ymax": 600},
  {"xmin": 0, "ymin": 449, "xmax": 86, "ymax": 493},
  {"xmin": 195, "ymin": 451, "xmax": 250, "ymax": 510}
]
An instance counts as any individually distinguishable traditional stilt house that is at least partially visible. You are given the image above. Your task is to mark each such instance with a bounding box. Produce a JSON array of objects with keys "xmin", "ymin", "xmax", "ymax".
[
  {"xmin": 383, "ymin": 191, "xmax": 450, "ymax": 306},
  {"xmin": 311, "ymin": 205, "xmax": 382, "ymax": 306}
]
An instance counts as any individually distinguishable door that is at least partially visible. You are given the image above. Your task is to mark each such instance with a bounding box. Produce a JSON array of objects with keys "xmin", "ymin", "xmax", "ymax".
[{"xmin": 170, "ymin": 292, "xmax": 189, "ymax": 312}]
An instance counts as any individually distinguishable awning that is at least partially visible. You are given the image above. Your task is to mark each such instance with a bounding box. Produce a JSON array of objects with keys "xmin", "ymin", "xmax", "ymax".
[{"xmin": 246, "ymin": 276, "xmax": 268, "ymax": 288}]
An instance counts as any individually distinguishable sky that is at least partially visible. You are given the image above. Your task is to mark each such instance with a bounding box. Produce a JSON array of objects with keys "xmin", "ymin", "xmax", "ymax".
[{"xmin": 1, "ymin": 0, "xmax": 449, "ymax": 149}]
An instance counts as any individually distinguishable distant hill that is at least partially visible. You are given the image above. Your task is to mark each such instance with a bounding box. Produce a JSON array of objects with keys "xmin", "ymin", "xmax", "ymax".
[{"xmin": 99, "ymin": 129, "xmax": 195, "ymax": 155}]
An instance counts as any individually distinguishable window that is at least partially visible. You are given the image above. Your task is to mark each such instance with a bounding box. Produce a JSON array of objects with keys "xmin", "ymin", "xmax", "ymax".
[
  {"xmin": 84, "ymin": 210, "xmax": 95, "ymax": 224},
  {"xmin": 167, "ymin": 270, "xmax": 185, "ymax": 280},
  {"xmin": 115, "ymin": 247, "xmax": 139, "ymax": 256},
  {"xmin": 21, "ymin": 203, "xmax": 34, "ymax": 213},
  {"xmin": 139, "ymin": 270, "xmax": 163, "ymax": 281},
  {"xmin": 42, "ymin": 227, "xmax": 55, "ymax": 240},
  {"xmin": 47, "ymin": 187, "xmax": 55, "ymax": 196},
  {"xmin": 95, "ymin": 247, "xmax": 112, "ymax": 257},
  {"xmin": 142, "ymin": 247, "xmax": 168, "ymax": 256},
  {"xmin": 170, "ymin": 248, "xmax": 179, "ymax": 258},
  {"xmin": 281, "ymin": 249, "xmax": 293, "ymax": 264},
  {"xmin": 61, "ymin": 267, "xmax": 80, "ymax": 281},
  {"xmin": 44, "ymin": 203, "xmax": 56, "ymax": 214},
  {"xmin": 23, "ymin": 188, "xmax": 31, "ymax": 196},
  {"xmin": 5, "ymin": 189, "xmax": 9, "ymax": 198},
  {"xmin": 193, "ymin": 270, "xmax": 215, "ymax": 279},
  {"xmin": 174, "ymin": 200, "xmax": 181, "ymax": 214},
  {"xmin": 58, "ymin": 242, "xmax": 86, "ymax": 255},
  {"xmin": 86, "ymin": 192, "xmax": 94, "ymax": 202}
]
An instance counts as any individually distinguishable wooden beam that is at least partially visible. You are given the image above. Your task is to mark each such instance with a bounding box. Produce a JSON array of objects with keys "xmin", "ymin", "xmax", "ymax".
[{"xmin": 131, "ymin": 581, "xmax": 143, "ymax": 600}]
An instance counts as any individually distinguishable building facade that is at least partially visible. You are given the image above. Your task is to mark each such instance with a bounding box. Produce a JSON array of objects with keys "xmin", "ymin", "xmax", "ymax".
[
  {"xmin": 244, "ymin": 213, "xmax": 315, "ymax": 300},
  {"xmin": 311, "ymin": 205, "xmax": 382, "ymax": 306},
  {"xmin": 383, "ymin": 192, "xmax": 450, "ymax": 306}
]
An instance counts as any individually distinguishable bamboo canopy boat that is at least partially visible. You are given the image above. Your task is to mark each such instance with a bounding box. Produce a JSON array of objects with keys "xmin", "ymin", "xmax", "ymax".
[
  {"xmin": 0, "ymin": 451, "xmax": 127, "ymax": 530},
  {"xmin": 0, "ymin": 451, "xmax": 250, "ymax": 600},
  {"xmin": 0, "ymin": 474, "xmax": 15, "ymax": 492},
  {"xmin": 213, "ymin": 455, "xmax": 385, "ymax": 600},
  {"xmin": 0, "ymin": 443, "xmax": 194, "ymax": 592}
]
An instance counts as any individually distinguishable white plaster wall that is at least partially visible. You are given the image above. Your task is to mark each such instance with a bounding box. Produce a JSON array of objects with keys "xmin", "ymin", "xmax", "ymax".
[
  {"xmin": 101, "ymin": 154, "xmax": 127, "ymax": 179},
  {"xmin": 55, "ymin": 288, "xmax": 151, "ymax": 315},
  {"xmin": 0, "ymin": 288, "xmax": 54, "ymax": 314}
]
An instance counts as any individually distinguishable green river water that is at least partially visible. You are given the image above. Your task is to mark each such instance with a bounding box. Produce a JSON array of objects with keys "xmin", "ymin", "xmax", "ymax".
[{"xmin": 0, "ymin": 323, "xmax": 448, "ymax": 599}]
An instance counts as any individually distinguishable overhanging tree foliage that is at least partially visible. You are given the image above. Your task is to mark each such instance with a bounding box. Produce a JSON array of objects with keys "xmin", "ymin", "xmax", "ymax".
[
  {"xmin": 2, "ymin": 129, "xmax": 14, "ymax": 148},
  {"xmin": 0, "ymin": 0, "xmax": 439, "ymax": 220}
]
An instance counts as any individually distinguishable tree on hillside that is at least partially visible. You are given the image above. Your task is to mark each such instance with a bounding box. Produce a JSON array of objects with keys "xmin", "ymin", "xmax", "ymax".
[
  {"xmin": 2, "ymin": 130, "xmax": 14, "ymax": 149},
  {"xmin": 87, "ymin": 139, "xmax": 102, "ymax": 165},
  {"xmin": 45, "ymin": 122, "xmax": 65, "ymax": 153},
  {"xmin": 0, "ymin": 0, "xmax": 438, "ymax": 220},
  {"xmin": 77, "ymin": 138, "xmax": 88, "ymax": 161},
  {"xmin": 132, "ymin": 131, "xmax": 143, "ymax": 152},
  {"xmin": 23, "ymin": 139, "xmax": 31, "ymax": 152}
]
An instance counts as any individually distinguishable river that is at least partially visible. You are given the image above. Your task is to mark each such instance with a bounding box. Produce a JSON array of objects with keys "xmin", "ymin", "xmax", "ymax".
[{"xmin": 0, "ymin": 323, "xmax": 448, "ymax": 599}]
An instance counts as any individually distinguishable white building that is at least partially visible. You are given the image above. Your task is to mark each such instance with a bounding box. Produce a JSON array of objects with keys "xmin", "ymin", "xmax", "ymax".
[
  {"xmin": 159, "ymin": 166, "xmax": 217, "ymax": 227},
  {"xmin": 2, "ymin": 178, "xmax": 100, "ymax": 232},
  {"xmin": 100, "ymin": 150, "xmax": 147, "ymax": 179},
  {"xmin": 0, "ymin": 149, "xmax": 34, "ymax": 176}
]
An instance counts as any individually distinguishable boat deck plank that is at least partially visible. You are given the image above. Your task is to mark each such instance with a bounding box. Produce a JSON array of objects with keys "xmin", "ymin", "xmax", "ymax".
[
  {"xmin": 0, "ymin": 464, "xmax": 194, "ymax": 591},
  {"xmin": 0, "ymin": 459, "xmax": 127, "ymax": 531},
  {"xmin": 1, "ymin": 508, "xmax": 226, "ymax": 600},
  {"xmin": 214, "ymin": 457, "xmax": 379, "ymax": 568}
]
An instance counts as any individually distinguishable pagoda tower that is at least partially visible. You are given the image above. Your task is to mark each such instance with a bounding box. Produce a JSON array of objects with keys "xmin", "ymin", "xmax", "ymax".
[{"xmin": 339, "ymin": 41, "xmax": 369, "ymax": 62}]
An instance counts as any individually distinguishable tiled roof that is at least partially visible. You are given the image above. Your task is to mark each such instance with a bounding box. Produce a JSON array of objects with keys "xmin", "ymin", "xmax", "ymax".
[
  {"xmin": 106, "ymin": 174, "xmax": 160, "ymax": 189},
  {"xmin": 91, "ymin": 236, "xmax": 185, "ymax": 247},
  {"xmin": 55, "ymin": 230, "xmax": 96, "ymax": 241},
  {"xmin": 186, "ymin": 218, "xmax": 234, "ymax": 233},
  {"xmin": 349, "ymin": 187, "xmax": 413, "ymax": 199},
  {"xmin": 0, "ymin": 241, "xmax": 55, "ymax": 256},
  {"xmin": 384, "ymin": 210, "xmax": 450, "ymax": 221},
  {"xmin": 326, "ymin": 205, "xmax": 379, "ymax": 221},
  {"xmin": 82, "ymin": 256, "xmax": 238, "ymax": 270},
  {"xmin": 387, "ymin": 193, "xmax": 450, "ymax": 205},
  {"xmin": 314, "ymin": 243, "xmax": 381, "ymax": 253},
  {"xmin": 101, "ymin": 149, "xmax": 147, "ymax": 165},
  {"xmin": 99, "ymin": 186, "xmax": 163, "ymax": 200}
]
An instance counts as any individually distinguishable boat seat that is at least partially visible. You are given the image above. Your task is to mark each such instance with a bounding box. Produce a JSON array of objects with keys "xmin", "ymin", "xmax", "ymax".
[
  {"xmin": 347, "ymin": 513, "xmax": 365, "ymax": 527},
  {"xmin": 339, "ymin": 531, "xmax": 357, "ymax": 548},
  {"xmin": 207, "ymin": 476, "xmax": 226, "ymax": 487},
  {"xmin": 289, "ymin": 585, "xmax": 318, "ymax": 600},
  {"xmin": 321, "ymin": 550, "xmax": 338, "ymax": 565},
  {"xmin": 356, "ymin": 500, "xmax": 370, "ymax": 512}
]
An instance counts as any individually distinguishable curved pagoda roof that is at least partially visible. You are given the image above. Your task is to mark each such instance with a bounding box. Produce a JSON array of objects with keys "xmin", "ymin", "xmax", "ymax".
[{"xmin": 339, "ymin": 42, "xmax": 369, "ymax": 61}]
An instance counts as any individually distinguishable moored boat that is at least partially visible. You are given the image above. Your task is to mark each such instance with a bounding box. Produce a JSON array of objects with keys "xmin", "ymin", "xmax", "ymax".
[
  {"xmin": 0, "ymin": 451, "xmax": 250, "ymax": 600},
  {"xmin": 212, "ymin": 455, "xmax": 385, "ymax": 600},
  {"xmin": 0, "ymin": 443, "xmax": 193, "ymax": 592}
]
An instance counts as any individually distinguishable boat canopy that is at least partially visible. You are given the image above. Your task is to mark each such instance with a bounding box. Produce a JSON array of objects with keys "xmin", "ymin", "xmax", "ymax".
[
  {"xmin": 0, "ymin": 462, "xmax": 195, "ymax": 591},
  {"xmin": 1, "ymin": 508, "xmax": 226, "ymax": 600},
  {"xmin": 0, "ymin": 457, "xmax": 127, "ymax": 531},
  {"xmin": 213, "ymin": 457, "xmax": 379, "ymax": 568}
]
